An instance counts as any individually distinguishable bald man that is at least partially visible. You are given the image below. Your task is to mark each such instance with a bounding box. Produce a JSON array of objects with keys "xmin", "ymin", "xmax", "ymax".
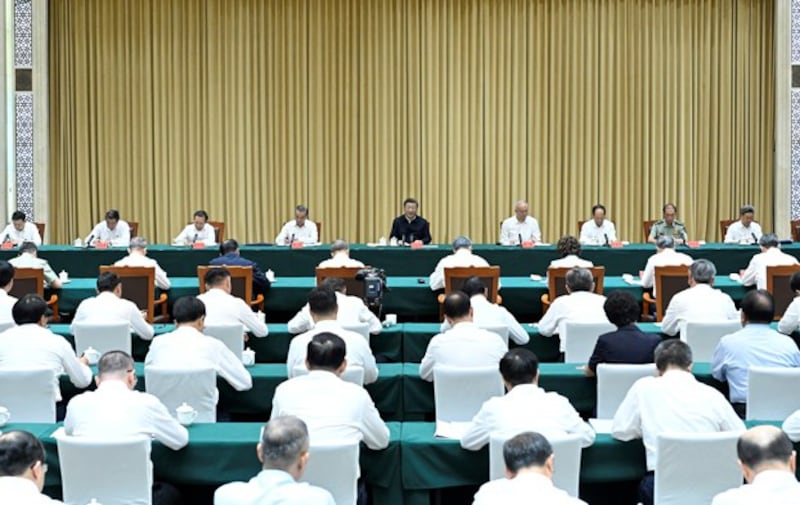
[{"xmin": 500, "ymin": 200, "xmax": 541, "ymax": 245}]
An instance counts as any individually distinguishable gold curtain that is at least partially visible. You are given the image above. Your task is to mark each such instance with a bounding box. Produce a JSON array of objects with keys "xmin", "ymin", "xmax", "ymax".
[{"xmin": 49, "ymin": 0, "xmax": 774, "ymax": 245}]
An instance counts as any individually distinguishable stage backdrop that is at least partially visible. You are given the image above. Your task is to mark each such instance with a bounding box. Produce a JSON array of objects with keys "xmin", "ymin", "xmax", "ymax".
[{"xmin": 49, "ymin": 0, "xmax": 775, "ymax": 245}]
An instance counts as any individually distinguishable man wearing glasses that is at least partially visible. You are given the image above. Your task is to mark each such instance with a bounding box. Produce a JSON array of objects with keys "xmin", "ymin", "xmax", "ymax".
[{"xmin": 0, "ymin": 430, "xmax": 60, "ymax": 503}]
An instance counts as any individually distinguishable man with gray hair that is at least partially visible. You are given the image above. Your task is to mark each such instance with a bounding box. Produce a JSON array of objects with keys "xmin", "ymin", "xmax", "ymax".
[
  {"xmin": 640, "ymin": 235, "xmax": 693, "ymax": 297},
  {"xmin": 499, "ymin": 200, "xmax": 542, "ymax": 245},
  {"xmin": 113, "ymin": 236, "xmax": 171, "ymax": 290},
  {"xmin": 317, "ymin": 239, "xmax": 365, "ymax": 268},
  {"xmin": 741, "ymin": 233, "xmax": 799, "ymax": 290},
  {"xmin": 275, "ymin": 205, "xmax": 318, "ymax": 245},
  {"xmin": 724, "ymin": 205, "xmax": 763, "ymax": 244},
  {"xmin": 429, "ymin": 236, "xmax": 492, "ymax": 291},
  {"xmin": 660, "ymin": 259, "xmax": 739, "ymax": 336},
  {"xmin": 537, "ymin": 268, "xmax": 609, "ymax": 354},
  {"xmin": 213, "ymin": 416, "xmax": 334, "ymax": 505}
]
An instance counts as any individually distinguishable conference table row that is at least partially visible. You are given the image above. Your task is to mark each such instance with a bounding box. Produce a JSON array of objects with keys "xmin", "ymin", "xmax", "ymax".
[{"xmin": 17, "ymin": 420, "xmax": 790, "ymax": 505}]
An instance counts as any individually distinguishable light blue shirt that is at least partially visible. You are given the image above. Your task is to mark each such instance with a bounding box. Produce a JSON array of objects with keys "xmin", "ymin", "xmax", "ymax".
[
  {"xmin": 711, "ymin": 324, "xmax": 800, "ymax": 403},
  {"xmin": 214, "ymin": 469, "xmax": 334, "ymax": 505}
]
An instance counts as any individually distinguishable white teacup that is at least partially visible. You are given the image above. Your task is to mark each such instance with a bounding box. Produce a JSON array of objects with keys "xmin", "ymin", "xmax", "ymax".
[
  {"xmin": 83, "ymin": 347, "xmax": 101, "ymax": 365},
  {"xmin": 622, "ymin": 273, "xmax": 634, "ymax": 282},
  {"xmin": 242, "ymin": 348, "xmax": 256, "ymax": 367},
  {"xmin": 378, "ymin": 237, "xmax": 387, "ymax": 246},
  {"xmin": 73, "ymin": 238, "xmax": 83, "ymax": 247},
  {"xmin": 176, "ymin": 403, "xmax": 198, "ymax": 426},
  {"xmin": 0, "ymin": 406, "xmax": 10, "ymax": 426},
  {"xmin": 266, "ymin": 269, "xmax": 276, "ymax": 283},
  {"xmin": 389, "ymin": 237, "xmax": 398, "ymax": 246},
  {"xmin": 384, "ymin": 313, "xmax": 398, "ymax": 326},
  {"xmin": 59, "ymin": 270, "xmax": 69, "ymax": 283}
]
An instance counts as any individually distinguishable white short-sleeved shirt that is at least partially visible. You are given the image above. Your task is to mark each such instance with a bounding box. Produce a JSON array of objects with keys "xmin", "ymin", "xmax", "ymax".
[
  {"xmin": 71, "ymin": 291, "xmax": 155, "ymax": 340},
  {"xmin": 712, "ymin": 470, "xmax": 800, "ymax": 505},
  {"xmin": 419, "ymin": 321, "xmax": 508, "ymax": 382},
  {"xmin": 214, "ymin": 469, "xmax": 335, "ymax": 505},
  {"xmin": 660, "ymin": 283, "xmax": 739, "ymax": 337},
  {"xmin": 640, "ymin": 248, "xmax": 694, "ymax": 296},
  {"xmin": 174, "ymin": 223, "xmax": 217, "ymax": 246},
  {"xmin": 579, "ymin": 219, "xmax": 617, "ymax": 245},
  {"xmin": 741, "ymin": 247, "xmax": 799, "ymax": 290},
  {"xmin": 0, "ymin": 222, "xmax": 42, "ymax": 246},
  {"xmin": 473, "ymin": 473, "xmax": 587, "ymax": 505},
  {"xmin": 724, "ymin": 221, "xmax": 763, "ymax": 244},
  {"xmin": 86, "ymin": 220, "xmax": 131, "ymax": 247},
  {"xmin": 275, "ymin": 220, "xmax": 318, "ymax": 245},
  {"xmin": 317, "ymin": 254, "xmax": 365, "ymax": 268},
  {"xmin": 197, "ymin": 288, "xmax": 268, "ymax": 337},
  {"xmin": 537, "ymin": 291, "xmax": 609, "ymax": 351},
  {"xmin": 287, "ymin": 292, "xmax": 381, "ymax": 335},
  {"xmin": 548, "ymin": 255, "xmax": 594, "ymax": 269},
  {"xmin": 428, "ymin": 249, "xmax": 492, "ymax": 291},
  {"xmin": 440, "ymin": 295, "xmax": 528, "ymax": 345},
  {"xmin": 0, "ymin": 477, "xmax": 64, "ymax": 504},
  {"xmin": 113, "ymin": 253, "xmax": 171, "ymax": 291},
  {"xmin": 499, "ymin": 216, "xmax": 541, "ymax": 245}
]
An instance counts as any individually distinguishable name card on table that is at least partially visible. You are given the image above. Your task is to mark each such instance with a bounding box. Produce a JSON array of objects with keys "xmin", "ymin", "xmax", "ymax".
[
  {"xmin": 290, "ymin": 241, "xmax": 304, "ymax": 249},
  {"xmin": 610, "ymin": 241, "xmax": 624, "ymax": 248},
  {"xmin": 521, "ymin": 241, "xmax": 535, "ymax": 249},
  {"xmin": 686, "ymin": 240, "xmax": 701, "ymax": 248},
  {"xmin": 410, "ymin": 240, "xmax": 424, "ymax": 250},
  {"xmin": 94, "ymin": 240, "xmax": 109, "ymax": 249},
  {"xmin": 192, "ymin": 242, "xmax": 206, "ymax": 249},
  {"xmin": 0, "ymin": 242, "xmax": 13, "ymax": 250}
]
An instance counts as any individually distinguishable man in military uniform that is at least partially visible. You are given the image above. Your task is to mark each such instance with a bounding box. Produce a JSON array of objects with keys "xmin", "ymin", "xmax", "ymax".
[{"xmin": 648, "ymin": 203, "xmax": 687, "ymax": 244}]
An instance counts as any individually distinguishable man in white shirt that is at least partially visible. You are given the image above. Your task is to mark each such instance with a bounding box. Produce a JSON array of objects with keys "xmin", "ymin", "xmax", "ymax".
[
  {"xmin": 214, "ymin": 416, "xmax": 335, "ymax": 505},
  {"xmin": 779, "ymin": 271, "xmax": 800, "ymax": 335},
  {"xmin": 317, "ymin": 239, "xmax": 365, "ymax": 268},
  {"xmin": 712, "ymin": 425, "xmax": 800, "ymax": 505},
  {"xmin": 741, "ymin": 234, "xmax": 799, "ymax": 290},
  {"xmin": 113, "ymin": 236, "xmax": 171, "ymax": 290},
  {"xmin": 0, "ymin": 294, "xmax": 92, "ymax": 402},
  {"xmin": 273, "ymin": 333, "xmax": 389, "ymax": 450},
  {"xmin": 640, "ymin": 235, "xmax": 693, "ymax": 296},
  {"xmin": 549, "ymin": 235, "xmax": 594, "ymax": 268},
  {"xmin": 579, "ymin": 204, "xmax": 617, "ymax": 245},
  {"xmin": 660, "ymin": 259, "xmax": 739, "ymax": 336},
  {"xmin": 537, "ymin": 268, "xmax": 609, "ymax": 353},
  {"xmin": 0, "ymin": 211, "xmax": 41, "ymax": 246},
  {"xmin": 499, "ymin": 200, "xmax": 541, "ymax": 245},
  {"xmin": 440, "ymin": 276, "xmax": 528, "ymax": 345},
  {"xmin": 9, "ymin": 242, "xmax": 62, "ymax": 289},
  {"xmin": 783, "ymin": 410, "xmax": 800, "ymax": 441},
  {"xmin": 86, "ymin": 209, "xmax": 131, "ymax": 247},
  {"xmin": 419, "ymin": 291, "xmax": 508, "ymax": 381},
  {"xmin": 288, "ymin": 277, "xmax": 381, "ymax": 335},
  {"xmin": 71, "ymin": 272, "xmax": 154, "ymax": 340},
  {"xmin": 0, "ymin": 430, "xmax": 63, "ymax": 504},
  {"xmin": 65, "ymin": 350, "xmax": 188, "ymax": 450},
  {"xmin": 612, "ymin": 340, "xmax": 745, "ymax": 505},
  {"xmin": 0, "ymin": 261, "xmax": 17, "ymax": 325},
  {"xmin": 197, "ymin": 268, "xmax": 268, "ymax": 337},
  {"xmin": 429, "ymin": 236, "xmax": 491, "ymax": 291},
  {"xmin": 461, "ymin": 348, "xmax": 594, "ymax": 450},
  {"xmin": 174, "ymin": 210, "xmax": 217, "ymax": 246},
  {"xmin": 287, "ymin": 286, "xmax": 378, "ymax": 384},
  {"xmin": 724, "ymin": 205, "xmax": 763, "ymax": 244},
  {"xmin": 275, "ymin": 205, "xmax": 318, "ymax": 245},
  {"xmin": 472, "ymin": 432, "xmax": 586, "ymax": 505}
]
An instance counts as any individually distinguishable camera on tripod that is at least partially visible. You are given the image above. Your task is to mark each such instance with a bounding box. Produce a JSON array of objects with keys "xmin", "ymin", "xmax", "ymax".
[{"xmin": 355, "ymin": 267, "xmax": 388, "ymax": 312}]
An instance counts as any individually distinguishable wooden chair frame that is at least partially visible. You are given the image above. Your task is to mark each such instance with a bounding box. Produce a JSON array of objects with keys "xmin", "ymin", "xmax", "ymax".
[
  {"xmin": 766, "ymin": 264, "xmax": 800, "ymax": 320},
  {"xmin": 208, "ymin": 221, "xmax": 225, "ymax": 243},
  {"xmin": 540, "ymin": 266, "xmax": 605, "ymax": 314},
  {"xmin": 99, "ymin": 266, "xmax": 168, "ymax": 323},
  {"xmin": 641, "ymin": 265, "xmax": 691, "ymax": 322},
  {"xmin": 9, "ymin": 267, "xmax": 59, "ymax": 322},
  {"xmin": 643, "ymin": 220, "xmax": 657, "ymax": 242},
  {"xmin": 719, "ymin": 219, "xmax": 736, "ymax": 241},
  {"xmin": 128, "ymin": 221, "xmax": 140, "ymax": 238},
  {"xmin": 438, "ymin": 266, "xmax": 502, "ymax": 318},
  {"xmin": 791, "ymin": 219, "xmax": 800, "ymax": 243},
  {"xmin": 197, "ymin": 265, "xmax": 264, "ymax": 311},
  {"xmin": 34, "ymin": 222, "xmax": 45, "ymax": 243},
  {"xmin": 315, "ymin": 267, "xmax": 366, "ymax": 300}
]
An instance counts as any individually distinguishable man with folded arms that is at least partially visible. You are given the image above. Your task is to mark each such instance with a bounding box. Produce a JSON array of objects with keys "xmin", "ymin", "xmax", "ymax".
[
  {"xmin": 0, "ymin": 211, "xmax": 41, "ymax": 246},
  {"xmin": 71, "ymin": 272, "xmax": 154, "ymax": 341},
  {"xmin": 428, "ymin": 236, "xmax": 491, "ymax": 291},
  {"xmin": 114, "ymin": 237, "xmax": 171, "ymax": 290},
  {"xmin": 741, "ymin": 234, "xmax": 799, "ymax": 290},
  {"xmin": 86, "ymin": 209, "xmax": 131, "ymax": 247},
  {"xmin": 288, "ymin": 278, "xmax": 381, "ymax": 336},
  {"xmin": 0, "ymin": 430, "xmax": 62, "ymax": 503},
  {"xmin": 197, "ymin": 268, "xmax": 268, "ymax": 337},
  {"xmin": 724, "ymin": 205, "xmax": 763, "ymax": 244},
  {"xmin": 174, "ymin": 210, "xmax": 216, "ymax": 246}
]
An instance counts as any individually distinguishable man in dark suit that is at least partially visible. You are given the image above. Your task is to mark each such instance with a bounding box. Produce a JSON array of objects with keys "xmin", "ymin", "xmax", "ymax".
[
  {"xmin": 209, "ymin": 239, "xmax": 270, "ymax": 298},
  {"xmin": 585, "ymin": 290, "xmax": 662, "ymax": 377},
  {"xmin": 389, "ymin": 197, "xmax": 432, "ymax": 244}
]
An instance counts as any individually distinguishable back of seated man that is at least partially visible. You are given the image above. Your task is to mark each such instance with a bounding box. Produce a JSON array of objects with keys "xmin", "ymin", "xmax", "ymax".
[
  {"xmin": 429, "ymin": 236, "xmax": 492, "ymax": 291},
  {"xmin": 273, "ymin": 333, "xmax": 390, "ymax": 450},
  {"xmin": 213, "ymin": 416, "xmax": 335, "ymax": 505},
  {"xmin": 70, "ymin": 272, "xmax": 154, "ymax": 340},
  {"xmin": 1, "ymin": 210, "xmax": 42, "ymax": 246},
  {"xmin": 741, "ymin": 233, "xmax": 799, "ymax": 290},
  {"xmin": 549, "ymin": 235, "xmax": 593, "ymax": 268},
  {"xmin": 0, "ymin": 261, "xmax": 17, "ymax": 325},
  {"xmin": 639, "ymin": 235, "xmax": 693, "ymax": 296},
  {"xmin": 439, "ymin": 276, "xmax": 529, "ymax": 345},
  {"xmin": 286, "ymin": 286, "xmax": 379, "ymax": 384},
  {"xmin": 419, "ymin": 291, "xmax": 508, "ymax": 382},
  {"xmin": 9, "ymin": 241, "xmax": 62, "ymax": 289},
  {"xmin": 461, "ymin": 348, "xmax": 595, "ymax": 450},
  {"xmin": 196, "ymin": 268, "xmax": 268, "ymax": 337},
  {"xmin": 317, "ymin": 239, "xmax": 365, "ymax": 268},
  {"xmin": 288, "ymin": 277, "xmax": 381, "ymax": 335},
  {"xmin": 0, "ymin": 430, "xmax": 63, "ymax": 504},
  {"xmin": 472, "ymin": 432, "xmax": 587, "ymax": 505},
  {"xmin": 113, "ymin": 236, "xmax": 171, "ymax": 290},
  {"xmin": 209, "ymin": 239, "xmax": 270, "ymax": 297}
]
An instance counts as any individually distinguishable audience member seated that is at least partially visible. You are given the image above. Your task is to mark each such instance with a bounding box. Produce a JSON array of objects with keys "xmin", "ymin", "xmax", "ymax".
[
  {"xmin": 461, "ymin": 348, "xmax": 595, "ymax": 450},
  {"xmin": 472, "ymin": 432, "xmax": 587, "ymax": 505},
  {"xmin": 640, "ymin": 235, "xmax": 693, "ymax": 296},
  {"xmin": 288, "ymin": 278, "xmax": 380, "ymax": 335},
  {"xmin": 660, "ymin": 259, "xmax": 738, "ymax": 336},
  {"xmin": 174, "ymin": 210, "xmax": 217, "ymax": 246},
  {"xmin": 724, "ymin": 205, "xmax": 763, "ymax": 244},
  {"xmin": 579, "ymin": 204, "xmax": 617, "ymax": 246},
  {"xmin": 439, "ymin": 276, "xmax": 528, "ymax": 345},
  {"xmin": 429, "ymin": 236, "xmax": 492, "ymax": 291},
  {"xmin": 86, "ymin": 209, "xmax": 131, "ymax": 247},
  {"xmin": 612, "ymin": 340, "xmax": 745, "ymax": 505},
  {"xmin": 0, "ymin": 294, "xmax": 91, "ymax": 403},
  {"xmin": 712, "ymin": 290, "xmax": 800, "ymax": 417},
  {"xmin": 782, "ymin": 410, "xmax": 800, "ymax": 442},
  {"xmin": 113, "ymin": 237, "xmax": 171, "ymax": 290},
  {"xmin": 0, "ymin": 430, "xmax": 62, "ymax": 504},
  {"xmin": 209, "ymin": 239, "xmax": 270, "ymax": 298},
  {"xmin": 286, "ymin": 287, "xmax": 378, "ymax": 384},
  {"xmin": 389, "ymin": 197, "xmax": 432, "ymax": 245},
  {"xmin": 499, "ymin": 200, "xmax": 541, "ymax": 245},
  {"xmin": 275, "ymin": 205, "xmax": 318, "ymax": 245},
  {"xmin": 0, "ymin": 261, "xmax": 17, "ymax": 325},
  {"xmin": 419, "ymin": 291, "xmax": 507, "ymax": 382},
  {"xmin": 712, "ymin": 425, "xmax": 800, "ymax": 504},
  {"xmin": 548, "ymin": 236, "xmax": 593, "ymax": 268},
  {"xmin": 1, "ymin": 211, "xmax": 41, "ymax": 246},
  {"xmin": 273, "ymin": 333, "xmax": 389, "ymax": 450},
  {"xmin": 778, "ymin": 271, "xmax": 800, "ymax": 335},
  {"xmin": 70, "ymin": 272, "xmax": 154, "ymax": 341},
  {"xmin": 9, "ymin": 242, "xmax": 62, "ymax": 289},
  {"xmin": 213, "ymin": 416, "xmax": 335, "ymax": 505},
  {"xmin": 317, "ymin": 239, "xmax": 365, "ymax": 268},
  {"xmin": 585, "ymin": 291, "xmax": 661, "ymax": 378},
  {"xmin": 197, "ymin": 268, "xmax": 268, "ymax": 337},
  {"xmin": 741, "ymin": 234, "xmax": 799, "ymax": 290}
]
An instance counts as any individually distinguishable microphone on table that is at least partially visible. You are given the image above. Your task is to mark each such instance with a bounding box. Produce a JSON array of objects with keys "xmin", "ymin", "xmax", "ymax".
[
  {"xmin": 85, "ymin": 234, "xmax": 94, "ymax": 248},
  {"xmin": 518, "ymin": 233, "xmax": 523, "ymax": 248},
  {"xmin": 409, "ymin": 233, "xmax": 414, "ymax": 245},
  {"xmin": 289, "ymin": 233, "xmax": 295, "ymax": 245},
  {"xmin": 2, "ymin": 234, "xmax": 9, "ymax": 244},
  {"xmin": 752, "ymin": 232, "xmax": 758, "ymax": 244},
  {"xmin": 604, "ymin": 233, "xmax": 610, "ymax": 247},
  {"xmin": 192, "ymin": 233, "xmax": 198, "ymax": 244}
]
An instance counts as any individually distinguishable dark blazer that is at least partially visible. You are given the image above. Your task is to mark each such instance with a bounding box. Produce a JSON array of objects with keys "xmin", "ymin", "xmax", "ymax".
[
  {"xmin": 389, "ymin": 215, "xmax": 432, "ymax": 244},
  {"xmin": 209, "ymin": 252, "xmax": 270, "ymax": 296},
  {"xmin": 587, "ymin": 324, "xmax": 662, "ymax": 373}
]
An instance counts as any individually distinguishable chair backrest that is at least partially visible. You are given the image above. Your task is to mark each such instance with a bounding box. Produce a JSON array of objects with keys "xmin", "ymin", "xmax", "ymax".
[
  {"xmin": 316, "ymin": 221, "xmax": 323, "ymax": 243},
  {"xmin": 433, "ymin": 366, "xmax": 503, "ymax": 422},
  {"xmin": 72, "ymin": 321, "xmax": 132, "ymax": 356},
  {"xmin": 98, "ymin": 266, "xmax": 156, "ymax": 322},
  {"xmin": 340, "ymin": 322, "xmax": 370, "ymax": 343},
  {"xmin": 208, "ymin": 220, "xmax": 225, "ymax": 243},
  {"xmin": 197, "ymin": 265, "xmax": 256, "ymax": 304},
  {"xmin": 681, "ymin": 321, "xmax": 742, "ymax": 362},
  {"xmin": 596, "ymin": 363, "xmax": 657, "ymax": 419},
  {"xmin": 478, "ymin": 324, "xmax": 509, "ymax": 346},
  {"xmin": 203, "ymin": 323, "xmax": 245, "ymax": 360},
  {"xmin": 746, "ymin": 366, "xmax": 800, "ymax": 420},
  {"xmin": 444, "ymin": 266, "xmax": 501, "ymax": 303},
  {"xmin": 652, "ymin": 265, "xmax": 691, "ymax": 321},
  {"xmin": 128, "ymin": 221, "xmax": 139, "ymax": 238},
  {"xmin": 58, "ymin": 435, "xmax": 152, "ymax": 505},
  {"xmin": 489, "ymin": 432, "xmax": 583, "ymax": 497},
  {"xmin": 300, "ymin": 441, "xmax": 359, "ymax": 505},
  {"xmin": 654, "ymin": 431, "xmax": 741, "ymax": 505},
  {"xmin": 0, "ymin": 368, "xmax": 56, "ymax": 422},
  {"xmin": 792, "ymin": 219, "xmax": 800, "ymax": 243},
  {"xmin": 766, "ymin": 265, "xmax": 800, "ymax": 319},
  {"xmin": 9, "ymin": 267, "xmax": 45, "ymax": 298},
  {"xmin": 34, "ymin": 222, "xmax": 45, "ymax": 243},
  {"xmin": 546, "ymin": 266, "xmax": 605, "ymax": 301},
  {"xmin": 643, "ymin": 220, "xmax": 657, "ymax": 241},
  {"xmin": 315, "ymin": 267, "xmax": 366, "ymax": 300},
  {"xmin": 562, "ymin": 321, "xmax": 616, "ymax": 364},
  {"xmin": 577, "ymin": 220, "xmax": 586, "ymax": 234},
  {"xmin": 719, "ymin": 219, "xmax": 736, "ymax": 241},
  {"xmin": 291, "ymin": 364, "xmax": 365, "ymax": 386},
  {"xmin": 144, "ymin": 367, "xmax": 217, "ymax": 422}
]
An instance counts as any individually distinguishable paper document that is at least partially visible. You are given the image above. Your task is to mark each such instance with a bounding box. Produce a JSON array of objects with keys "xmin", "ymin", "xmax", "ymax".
[{"xmin": 435, "ymin": 421, "xmax": 472, "ymax": 439}]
